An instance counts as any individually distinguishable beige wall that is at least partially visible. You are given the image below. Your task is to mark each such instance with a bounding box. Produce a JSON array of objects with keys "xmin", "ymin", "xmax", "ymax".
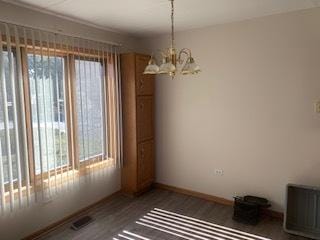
[
  {"xmin": 143, "ymin": 7, "xmax": 320, "ymax": 212},
  {"xmin": 0, "ymin": 170, "xmax": 120, "ymax": 239},
  {"xmin": 0, "ymin": 2, "xmax": 141, "ymax": 239}
]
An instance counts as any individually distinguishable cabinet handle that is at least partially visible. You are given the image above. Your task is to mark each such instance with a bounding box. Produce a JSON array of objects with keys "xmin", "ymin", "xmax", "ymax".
[
  {"xmin": 141, "ymin": 148, "xmax": 145, "ymax": 159},
  {"xmin": 139, "ymin": 103, "xmax": 144, "ymax": 109}
]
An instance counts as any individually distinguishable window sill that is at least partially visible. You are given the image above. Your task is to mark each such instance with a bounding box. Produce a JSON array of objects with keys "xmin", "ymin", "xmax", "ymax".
[
  {"xmin": 3, "ymin": 158, "xmax": 116, "ymax": 203},
  {"xmin": 43, "ymin": 169, "xmax": 79, "ymax": 186},
  {"xmin": 83, "ymin": 158, "xmax": 115, "ymax": 170},
  {"xmin": 4, "ymin": 185, "xmax": 32, "ymax": 198}
]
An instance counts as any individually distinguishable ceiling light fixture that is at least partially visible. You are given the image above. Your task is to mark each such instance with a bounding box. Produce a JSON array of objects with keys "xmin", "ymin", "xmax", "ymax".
[{"xmin": 143, "ymin": 0, "xmax": 200, "ymax": 77}]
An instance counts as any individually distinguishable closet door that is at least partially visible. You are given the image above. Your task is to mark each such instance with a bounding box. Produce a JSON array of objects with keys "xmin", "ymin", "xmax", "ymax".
[
  {"xmin": 137, "ymin": 96, "xmax": 154, "ymax": 142},
  {"xmin": 136, "ymin": 55, "xmax": 154, "ymax": 96},
  {"xmin": 138, "ymin": 140, "xmax": 154, "ymax": 188}
]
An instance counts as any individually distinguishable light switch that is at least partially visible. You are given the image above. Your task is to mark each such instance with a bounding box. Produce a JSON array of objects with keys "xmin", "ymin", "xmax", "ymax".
[{"xmin": 315, "ymin": 101, "xmax": 320, "ymax": 113}]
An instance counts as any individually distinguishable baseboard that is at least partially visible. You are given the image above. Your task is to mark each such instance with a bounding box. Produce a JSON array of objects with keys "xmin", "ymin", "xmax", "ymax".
[
  {"xmin": 22, "ymin": 191, "xmax": 121, "ymax": 240},
  {"xmin": 154, "ymin": 182, "xmax": 284, "ymax": 220}
]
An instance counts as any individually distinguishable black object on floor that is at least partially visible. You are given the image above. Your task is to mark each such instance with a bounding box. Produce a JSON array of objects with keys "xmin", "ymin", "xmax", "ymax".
[
  {"xmin": 71, "ymin": 216, "xmax": 94, "ymax": 230},
  {"xmin": 233, "ymin": 195, "xmax": 271, "ymax": 225}
]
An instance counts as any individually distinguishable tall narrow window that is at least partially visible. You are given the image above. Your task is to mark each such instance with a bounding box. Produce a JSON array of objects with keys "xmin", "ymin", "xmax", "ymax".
[
  {"xmin": 75, "ymin": 59, "xmax": 105, "ymax": 162},
  {"xmin": 0, "ymin": 50, "xmax": 26, "ymax": 187},
  {"xmin": 27, "ymin": 53, "xmax": 68, "ymax": 174}
]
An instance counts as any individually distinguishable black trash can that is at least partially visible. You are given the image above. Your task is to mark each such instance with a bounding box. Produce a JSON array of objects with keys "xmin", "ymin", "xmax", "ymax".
[{"xmin": 233, "ymin": 195, "xmax": 271, "ymax": 225}]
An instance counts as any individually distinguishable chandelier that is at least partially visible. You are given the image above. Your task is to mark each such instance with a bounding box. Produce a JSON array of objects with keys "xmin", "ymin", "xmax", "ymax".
[{"xmin": 143, "ymin": 0, "xmax": 200, "ymax": 77}]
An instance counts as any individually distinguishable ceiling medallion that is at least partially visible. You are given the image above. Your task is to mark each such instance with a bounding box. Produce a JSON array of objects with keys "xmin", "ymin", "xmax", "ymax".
[{"xmin": 144, "ymin": 0, "xmax": 200, "ymax": 77}]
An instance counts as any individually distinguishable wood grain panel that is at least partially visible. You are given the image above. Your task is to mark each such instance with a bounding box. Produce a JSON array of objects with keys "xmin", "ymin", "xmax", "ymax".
[
  {"xmin": 138, "ymin": 140, "xmax": 154, "ymax": 190},
  {"xmin": 120, "ymin": 53, "xmax": 138, "ymax": 194},
  {"xmin": 135, "ymin": 55, "xmax": 154, "ymax": 96},
  {"xmin": 137, "ymin": 96, "xmax": 154, "ymax": 142}
]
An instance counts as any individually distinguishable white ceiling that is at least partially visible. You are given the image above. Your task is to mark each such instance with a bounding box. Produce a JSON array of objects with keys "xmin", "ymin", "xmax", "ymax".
[{"xmin": 5, "ymin": 0, "xmax": 320, "ymax": 37}]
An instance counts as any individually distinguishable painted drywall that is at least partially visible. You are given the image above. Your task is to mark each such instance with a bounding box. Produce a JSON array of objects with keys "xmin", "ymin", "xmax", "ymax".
[
  {"xmin": 0, "ymin": 169, "xmax": 120, "ymax": 239},
  {"xmin": 142, "ymin": 7, "xmax": 320, "ymax": 212},
  {"xmin": 0, "ymin": 1, "xmax": 141, "ymax": 239}
]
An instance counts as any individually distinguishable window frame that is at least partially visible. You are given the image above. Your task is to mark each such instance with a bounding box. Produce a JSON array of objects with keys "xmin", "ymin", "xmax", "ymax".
[
  {"xmin": 70, "ymin": 55, "xmax": 108, "ymax": 168},
  {"xmin": 23, "ymin": 48, "xmax": 73, "ymax": 179}
]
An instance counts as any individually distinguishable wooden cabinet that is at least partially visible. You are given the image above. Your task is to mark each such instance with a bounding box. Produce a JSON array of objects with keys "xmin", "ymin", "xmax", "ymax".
[{"xmin": 121, "ymin": 53, "xmax": 155, "ymax": 195}]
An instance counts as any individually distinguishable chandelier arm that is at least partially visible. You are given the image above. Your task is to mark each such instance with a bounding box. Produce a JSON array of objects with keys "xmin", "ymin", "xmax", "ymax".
[{"xmin": 178, "ymin": 48, "xmax": 192, "ymax": 63}]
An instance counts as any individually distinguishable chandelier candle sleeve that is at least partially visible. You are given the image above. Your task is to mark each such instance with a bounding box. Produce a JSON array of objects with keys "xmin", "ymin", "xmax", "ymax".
[{"xmin": 143, "ymin": 0, "xmax": 200, "ymax": 76}]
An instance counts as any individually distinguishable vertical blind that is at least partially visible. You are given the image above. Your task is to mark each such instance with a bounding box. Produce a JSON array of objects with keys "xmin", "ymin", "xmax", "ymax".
[{"xmin": 0, "ymin": 22, "xmax": 122, "ymax": 214}]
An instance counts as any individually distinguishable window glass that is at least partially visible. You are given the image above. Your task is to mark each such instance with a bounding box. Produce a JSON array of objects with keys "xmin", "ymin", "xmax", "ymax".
[
  {"xmin": 0, "ymin": 50, "xmax": 25, "ymax": 183},
  {"xmin": 75, "ymin": 59, "xmax": 104, "ymax": 161},
  {"xmin": 27, "ymin": 53, "xmax": 68, "ymax": 173}
]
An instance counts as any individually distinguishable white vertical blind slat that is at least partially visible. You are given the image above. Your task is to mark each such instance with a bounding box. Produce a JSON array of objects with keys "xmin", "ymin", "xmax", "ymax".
[
  {"xmin": 58, "ymin": 34, "xmax": 64, "ymax": 190},
  {"xmin": 12, "ymin": 26, "xmax": 25, "ymax": 206},
  {"xmin": 87, "ymin": 41, "xmax": 94, "ymax": 173},
  {"xmin": 64, "ymin": 36, "xmax": 70, "ymax": 188},
  {"xmin": 86, "ymin": 41, "xmax": 95, "ymax": 169},
  {"xmin": 114, "ymin": 47, "xmax": 121, "ymax": 167},
  {"xmin": 0, "ymin": 139, "xmax": 5, "ymax": 213},
  {"xmin": 15, "ymin": 26, "xmax": 31, "ymax": 206},
  {"xmin": 115, "ymin": 48, "xmax": 121, "ymax": 166},
  {"xmin": 84, "ymin": 41, "xmax": 90, "ymax": 162},
  {"xmin": 31, "ymin": 29, "xmax": 45, "ymax": 201},
  {"xmin": 69, "ymin": 37, "xmax": 76, "ymax": 185},
  {"xmin": 117, "ymin": 48, "xmax": 123, "ymax": 167},
  {"xmin": 52, "ymin": 33, "xmax": 59, "ymax": 194},
  {"xmin": 101, "ymin": 45, "xmax": 109, "ymax": 160},
  {"xmin": 106, "ymin": 47, "xmax": 111, "ymax": 159},
  {"xmin": 0, "ymin": 30, "xmax": 7, "ymax": 213},
  {"xmin": 46, "ymin": 32, "xmax": 55, "ymax": 197},
  {"xmin": 96, "ymin": 43, "xmax": 105, "ymax": 162},
  {"xmin": 110, "ymin": 47, "xmax": 116, "ymax": 162},
  {"xmin": 3, "ymin": 24, "xmax": 16, "ymax": 211},
  {"xmin": 39, "ymin": 30, "xmax": 51, "ymax": 199},
  {"xmin": 77, "ymin": 40, "xmax": 86, "ymax": 163},
  {"xmin": 66, "ymin": 36, "xmax": 75, "ymax": 185},
  {"xmin": 23, "ymin": 28, "xmax": 32, "ymax": 204}
]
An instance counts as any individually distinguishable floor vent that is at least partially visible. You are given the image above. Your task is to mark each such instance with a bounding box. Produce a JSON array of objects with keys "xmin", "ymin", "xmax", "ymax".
[{"xmin": 71, "ymin": 216, "xmax": 94, "ymax": 230}]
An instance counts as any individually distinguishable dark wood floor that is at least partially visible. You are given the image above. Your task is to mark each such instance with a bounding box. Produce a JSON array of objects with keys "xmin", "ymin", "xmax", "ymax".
[{"xmin": 39, "ymin": 188, "xmax": 308, "ymax": 240}]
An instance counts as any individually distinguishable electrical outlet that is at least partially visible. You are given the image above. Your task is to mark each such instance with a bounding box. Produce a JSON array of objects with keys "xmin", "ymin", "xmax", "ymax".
[
  {"xmin": 315, "ymin": 101, "xmax": 320, "ymax": 113},
  {"xmin": 214, "ymin": 169, "xmax": 224, "ymax": 176}
]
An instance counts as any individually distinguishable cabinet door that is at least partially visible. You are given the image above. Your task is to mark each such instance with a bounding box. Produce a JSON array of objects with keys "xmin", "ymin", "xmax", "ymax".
[
  {"xmin": 138, "ymin": 140, "xmax": 154, "ymax": 188},
  {"xmin": 137, "ymin": 96, "xmax": 154, "ymax": 142},
  {"xmin": 136, "ymin": 55, "xmax": 154, "ymax": 96}
]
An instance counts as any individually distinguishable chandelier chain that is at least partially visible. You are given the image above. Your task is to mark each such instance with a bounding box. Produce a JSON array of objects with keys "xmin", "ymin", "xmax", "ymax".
[{"xmin": 171, "ymin": 0, "xmax": 174, "ymax": 48}]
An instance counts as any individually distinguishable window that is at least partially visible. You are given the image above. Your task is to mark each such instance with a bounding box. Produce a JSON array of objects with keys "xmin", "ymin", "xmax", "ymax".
[
  {"xmin": 0, "ymin": 23, "xmax": 121, "ymax": 213},
  {"xmin": 75, "ymin": 59, "xmax": 105, "ymax": 162},
  {"xmin": 27, "ymin": 53, "xmax": 69, "ymax": 174},
  {"xmin": 0, "ymin": 50, "xmax": 26, "ymax": 184}
]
